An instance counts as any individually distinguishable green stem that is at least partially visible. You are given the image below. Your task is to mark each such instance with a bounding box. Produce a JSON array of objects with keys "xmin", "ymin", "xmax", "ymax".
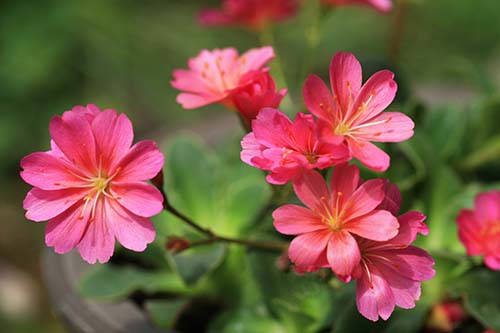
[{"xmin": 161, "ymin": 187, "xmax": 288, "ymax": 252}]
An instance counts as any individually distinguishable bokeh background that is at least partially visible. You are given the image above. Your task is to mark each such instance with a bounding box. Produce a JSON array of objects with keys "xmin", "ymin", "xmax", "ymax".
[{"xmin": 1, "ymin": 0, "xmax": 499, "ymax": 331}]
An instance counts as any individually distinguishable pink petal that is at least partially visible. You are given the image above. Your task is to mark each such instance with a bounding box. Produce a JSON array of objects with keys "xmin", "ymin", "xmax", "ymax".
[
  {"xmin": 303, "ymin": 75, "xmax": 336, "ymax": 121},
  {"xmin": 251, "ymin": 107, "xmax": 292, "ymax": 147},
  {"xmin": 20, "ymin": 152, "xmax": 88, "ymax": 190},
  {"xmin": 77, "ymin": 200, "xmax": 115, "ymax": 264},
  {"xmin": 343, "ymin": 179, "xmax": 385, "ymax": 220},
  {"xmin": 348, "ymin": 138, "xmax": 390, "ymax": 172},
  {"xmin": 484, "ymin": 255, "xmax": 500, "ymax": 270},
  {"xmin": 115, "ymin": 141, "xmax": 164, "ymax": 182},
  {"xmin": 288, "ymin": 230, "xmax": 331, "ymax": 268},
  {"xmin": 49, "ymin": 110, "xmax": 97, "ymax": 172},
  {"xmin": 24, "ymin": 187, "xmax": 87, "ymax": 222},
  {"xmin": 475, "ymin": 191, "xmax": 500, "ymax": 223},
  {"xmin": 45, "ymin": 202, "xmax": 90, "ymax": 255},
  {"xmin": 292, "ymin": 170, "xmax": 329, "ymax": 210},
  {"xmin": 377, "ymin": 181, "xmax": 401, "ymax": 215},
  {"xmin": 345, "ymin": 210, "xmax": 399, "ymax": 241},
  {"xmin": 352, "ymin": 112, "xmax": 414, "ymax": 142},
  {"xmin": 356, "ymin": 264, "xmax": 395, "ymax": 321},
  {"xmin": 240, "ymin": 46, "xmax": 275, "ymax": 73},
  {"xmin": 326, "ymin": 231, "xmax": 361, "ymax": 276},
  {"xmin": 273, "ymin": 204, "xmax": 327, "ymax": 235},
  {"xmin": 105, "ymin": 199, "xmax": 155, "ymax": 252},
  {"xmin": 330, "ymin": 163, "xmax": 360, "ymax": 200},
  {"xmin": 176, "ymin": 92, "xmax": 222, "ymax": 109},
  {"xmin": 240, "ymin": 132, "xmax": 267, "ymax": 167},
  {"xmin": 349, "ymin": 70, "xmax": 397, "ymax": 124},
  {"xmin": 457, "ymin": 209, "xmax": 484, "ymax": 256},
  {"xmin": 330, "ymin": 52, "xmax": 362, "ymax": 114},
  {"xmin": 110, "ymin": 182, "xmax": 164, "ymax": 217},
  {"xmin": 378, "ymin": 246, "xmax": 435, "ymax": 281},
  {"xmin": 389, "ymin": 211, "xmax": 428, "ymax": 246},
  {"xmin": 91, "ymin": 109, "xmax": 133, "ymax": 171}
]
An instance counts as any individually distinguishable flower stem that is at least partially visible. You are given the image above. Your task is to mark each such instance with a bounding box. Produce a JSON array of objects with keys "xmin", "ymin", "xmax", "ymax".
[{"xmin": 160, "ymin": 186, "xmax": 288, "ymax": 252}]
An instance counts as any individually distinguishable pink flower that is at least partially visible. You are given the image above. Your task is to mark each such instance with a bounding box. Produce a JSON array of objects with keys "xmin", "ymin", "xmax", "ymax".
[
  {"xmin": 322, "ymin": 0, "xmax": 392, "ymax": 12},
  {"xmin": 303, "ymin": 52, "xmax": 414, "ymax": 171},
  {"xmin": 171, "ymin": 46, "xmax": 275, "ymax": 109},
  {"xmin": 21, "ymin": 104, "xmax": 164, "ymax": 264},
  {"xmin": 457, "ymin": 190, "xmax": 500, "ymax": 270},
  {"xmin": 231, "ymin": 71, "xmax": 287, "ymax": 126},
  {"xmin": 351, "ymin": 182, "xmax": 435, "ymax": 321},
  {"xmin": 272, "ymin": 164, "xmax": 399, "ymax": 276},
  {"xmin": 241, "ymin": 108, "xmax": 349, "ymax": 185},
  {"xmin": 198, "ymin": 0, "xmax": 298, "ymax": 31}
]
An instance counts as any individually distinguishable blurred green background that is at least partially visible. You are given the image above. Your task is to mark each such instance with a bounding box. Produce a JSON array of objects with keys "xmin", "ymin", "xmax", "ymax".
[{"xmin": 0, "ymin": 0, "xmax": 499, "ymax": 331}]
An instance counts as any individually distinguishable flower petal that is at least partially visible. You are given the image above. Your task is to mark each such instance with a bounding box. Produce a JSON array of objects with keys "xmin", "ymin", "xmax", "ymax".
[
  {"xmin": 388, "ymin": 211, "xmax": 428, "ymax": 246},
  {"xmin": 356, "ymin": 264, "xmax": 396, "ymax": 321},
  {"xmin": 326, "ymin": 231, "xmax": 361, "ymax": 276},
  {"xmin": 348, "ymin": 139, "xmax": 390, "ymax": 172},
  {"xmin": 457, "ymin": 209, "xmax": 484, "ymax": 256},
  {"xmin": 378, "ymin": 246, "xmax": 436, "ymax": 281},
  {"xmin": 349, "ymin": 70, "xmax": 397, "ymax": 124},
  {"xmin": 240, "ymin": 46, "xmax": 275, "ymax": 73},
  {"xmin": 475, "ymin": 191, "xmax": 500, "ymax": 223},
  {"xmin": 45, "ymin": 202, "xmax": 89, "ymax": 255},
  {"xmin": 292, "ymin": 170, "xmax": 329, "ymax": 210},
  {"xmin": 343, "ymin": 179, "xmax": 385, "ymax": 220},
  {"xmin": 92, "ymin": 109, "xmax": 133, "ymax": 171},
  {"xmin": 330, "ymin": 163, "xmax": 360, "ymax": 200},
  {"xmin": 288, "ymin": 230, "xmax": 331, "ymax": 268},
  {"xmin": 273, "ymin": 204, "xmax": 327, "ymax": 235},
  {"xmin": 111, "ymin": 182, "xmax": 164, "ymax": 218},
  {"xmin": 77, "ymin": 200, "xmax": 115, "ymax": 264},
  {"xmin": 352, "ymin": 112, "xmax": 414, "ymax": 142},
  {"xmin": 303, "ymin": 75, "xmax": 336, "ymax": 121},
  {"xmin": 20, "ymin": 152, "xmax": 88, "ymax": 190},
  {"xmin": 484, "ymin": 255, "xmax": 500, "ymax": 270},
  {"xmin": 115, "ymin": 141, "xmax": 164, "ymax": 182},
  {"xmin": 105, "ymin": 199, "xmax": 155, "ymax": 252},
  {"xmin": 49, "ymin": 110, "xmax": 97, "ymax": 172},
  {"xmin": 330, "ymin": 52, "xmax": 362, "ymax": 114},
  {"xmin": 377, "ymin": 181, "xmax": 401, "ymax": 215},
  {"xmin": 24, "ymin": 187, "xmax": 87, "ymax": 222},
  {"xmin": 345, "ymin": 210, "xmax": 399, "ymax": 241}
]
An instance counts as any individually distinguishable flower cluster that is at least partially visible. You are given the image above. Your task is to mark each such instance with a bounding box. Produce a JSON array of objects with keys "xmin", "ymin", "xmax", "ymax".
[
  {"xmin": 171, "ymin": 46, "xmax": 285, "ymax": 125},
  {"xmin": 21, "ymin": 105, "xmax": 164, "ymax": 264}
]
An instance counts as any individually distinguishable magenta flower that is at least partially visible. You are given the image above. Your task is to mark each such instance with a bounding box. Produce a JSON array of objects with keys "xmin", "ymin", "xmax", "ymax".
[
  {"xmin": 457, "ymin": 190, "xmax": 500, "ymax": 270},
  {"xmin": 198, "ymin": 0, "xmax": 298, "ymax": 31},
  {"xmin": 303, "ymin": 52, "xmax": 414, "ymax": 171},
  {"xmin": 272, "ymin": 164, "xmax": 399, "ymax": 276},
  {"xmin": 241, "ymin": 108, "xmax": 349, "ymax": 185},
  {"xmin": 231, "ymin": 71, "xmax": 287, "ymax": 126},
  {"xmin": 21, "ymin": 104, "xmax": 164, "ymax": 264},
  {"xmin": 322, "ymin": 0, "xmax": 392, "ymax": 12},
  {"xmin": 351, "ymin": 182, "xmax": 435, "ymax": 321},
  {"xmin": 171, "ymin": 46, "xmax": 275, "ymax": 109}
]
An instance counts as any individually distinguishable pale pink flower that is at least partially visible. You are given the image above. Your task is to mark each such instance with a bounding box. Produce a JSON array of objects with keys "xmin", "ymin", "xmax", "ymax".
[
  {"xmin": 303, "ymin": 52, "xmax": 414, "ymax": 171},
  {"xmin": 241, "ymin": 108, "xmax": 349, "ymax": 185},
  {"xmin": 457, "ymin": 190, "xmax": 500, "ymax": 270},
  {"xmin": 21, "ymin": 104, "xmax": 164, "ymax": 264},
  {"xmin": 231, "ymin": 71, "xmax": 287, "ymax": 126},
  {"xmin": 272, "ymin": 164, "xmax": 399, "ymax": 276},
  {"xmin": 171, "ymin": 46, "xmax": 275, "ymax": 109},
  {"xmin": 198, "ymin": 0, "xmax": 298, "ymax": 31},
  {"xmin": 322, "ymin": 0, "xmax": 392, "ymax": 12},
  {"xmin": 351, "ymin": 182, "xmax": 435, "ymax": 321}
]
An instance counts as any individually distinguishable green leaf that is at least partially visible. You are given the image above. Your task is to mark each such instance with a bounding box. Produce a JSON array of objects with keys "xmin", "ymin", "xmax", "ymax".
[
  {"xmin": 456, "ymin": 269, "xmax": 500, "ymax": 330},
  {"xmin": 167, "ymin": 244, "xmax": 227, "ymax": 285},
  {"xmin": 78, "ymin": 265, "xmax": 187, "ymax": 300},
  {"xmin": 332, "ymin": 299, "xmax": 386, "ymax": 333},
  {"xmin": 248, "ymin": 251, "xmax": 337, "ymax": 333},
  {"xmin": 384, "ymin": 304, "xmax": 430, "ymax": 333},
  {"xmin": 145, "ymin": 298, "xmax": 191, "ymax": 329},
  {"xmin": 208, "ymin": 306, "xmax": 286, "ymax": 333}
]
